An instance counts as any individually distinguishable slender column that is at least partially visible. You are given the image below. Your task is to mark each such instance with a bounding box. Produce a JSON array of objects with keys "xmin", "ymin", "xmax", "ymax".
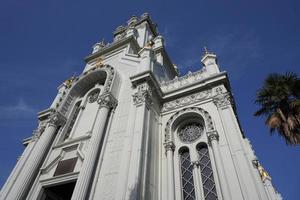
[
  {"xmin": 4, "ymin": 111, "xmax": 65, "ymax": 200},
  {"xmin": 71, "ymin": 94, "xmax": 117, "ymax": 200},
  {"xmin": 208, "ymin": 131, "xmax": 231, "ymax": 200},
  {"xmin": 191, "ymin": 161, "xmax": 203, "ymax": 200},
  {"xmin": 164, "ymin": 141, "xmax": 175, "ymax": 200},
  {"xmin": 0, "ymin": 137, "xmax": 37, "ymax": 199}
]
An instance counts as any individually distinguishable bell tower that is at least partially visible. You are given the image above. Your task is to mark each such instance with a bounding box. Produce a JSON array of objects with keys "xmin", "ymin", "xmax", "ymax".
[{"xmin": 1, "ymin": 14, "xmax": 281, "ymax": 200}]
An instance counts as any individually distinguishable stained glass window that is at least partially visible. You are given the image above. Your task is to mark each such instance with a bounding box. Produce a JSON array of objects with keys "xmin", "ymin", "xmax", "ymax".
[
  {"xmin": 64, "ymin": 101, "xmax": 81, "ymax": 140},
  {"xmin": 197, "ymin": 144, "xmax": 218, "ymax": 200},
  {"xmin": 180, "ymin": 148, "xmax": 196, "ymax": 200}
]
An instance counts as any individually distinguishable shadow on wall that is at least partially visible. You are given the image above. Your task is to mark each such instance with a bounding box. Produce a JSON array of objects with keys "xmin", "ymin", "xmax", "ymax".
[{"xmin": 127, "ymin": 185, "xmax": 138, "ymax": 200}]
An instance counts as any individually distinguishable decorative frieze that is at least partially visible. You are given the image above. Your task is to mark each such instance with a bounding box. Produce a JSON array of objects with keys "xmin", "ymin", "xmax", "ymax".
[
  {"xmin": 98, "ymin": 93, "xmax": 118, "ymax": 109},
  {"xmin": 132, "ymin": 82, "xmax": 153, "ymax": 106},
  {"xmin": 162, "ymin": 90, "xmax": 211, "ymax": 112}
]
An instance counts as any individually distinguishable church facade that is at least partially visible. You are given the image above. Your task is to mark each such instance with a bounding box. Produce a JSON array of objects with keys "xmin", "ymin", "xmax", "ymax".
[{"xmin": 0, "ymin": 14, "xmax": 282, "ymax": 200}]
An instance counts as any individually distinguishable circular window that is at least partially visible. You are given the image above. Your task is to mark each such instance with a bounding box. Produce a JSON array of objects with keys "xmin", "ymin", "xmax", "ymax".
[{"xmin": 178, "ymin": 122, "xmax": 204, "ymax": 143}]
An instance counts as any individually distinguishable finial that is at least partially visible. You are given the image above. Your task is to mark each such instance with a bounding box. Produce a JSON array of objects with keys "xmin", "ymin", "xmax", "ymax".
[{"xmin": 203, "ymin": 46, "xmax": 209, "ymax": 54}]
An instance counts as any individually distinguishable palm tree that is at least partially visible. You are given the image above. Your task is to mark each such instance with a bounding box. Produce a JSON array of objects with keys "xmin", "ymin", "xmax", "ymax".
[{"xmin": 254, "ymin": 72, "xmax": 300, "ymax": 145}]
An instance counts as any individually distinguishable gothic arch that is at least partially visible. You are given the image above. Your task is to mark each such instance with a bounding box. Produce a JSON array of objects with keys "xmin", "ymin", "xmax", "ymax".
[{"xmin": 164, "ymin": 107, "xmax": 215, "ymax": 143}]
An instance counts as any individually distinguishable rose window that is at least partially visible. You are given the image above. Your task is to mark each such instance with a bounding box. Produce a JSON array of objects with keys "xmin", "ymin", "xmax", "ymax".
[{"xmin": 178, "ymin": 123, "xmax": 204, "ymax": 143}]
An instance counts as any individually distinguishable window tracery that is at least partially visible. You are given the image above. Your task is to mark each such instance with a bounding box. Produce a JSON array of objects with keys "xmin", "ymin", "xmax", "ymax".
[
  {"xmin": 178, "ymin": 122, "xmax": 204, "ymax": 143},
  {"xmin": 179, "ymin": 148, "xmax": 196, "ymax": 200},
  {"xmin": 197, "ymin": 144, "xmax": 218, "ymax": 200}
]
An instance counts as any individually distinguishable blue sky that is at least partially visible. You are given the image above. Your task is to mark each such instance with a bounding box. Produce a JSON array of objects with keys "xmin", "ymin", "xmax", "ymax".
[{"xmin": 0, "ymin": 0, "xmax": 299, "ymax": 199}]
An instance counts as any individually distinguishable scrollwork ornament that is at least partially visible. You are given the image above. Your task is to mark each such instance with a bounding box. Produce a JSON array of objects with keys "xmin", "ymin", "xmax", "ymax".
[{"xmin": 132, "ymin": 82, "xmax": 152, "ymax": 106}]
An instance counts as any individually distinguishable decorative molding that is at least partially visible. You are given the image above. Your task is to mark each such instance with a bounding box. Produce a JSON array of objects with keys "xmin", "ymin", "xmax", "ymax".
[
  {"xmin": 132, "ymin": 82, "xmax": 152, "ymax": 106},
  {"xmin": 163, "ymin": 141, "xmax": 175, "ymax": 152},
  {"xmin": 59, "ymin": 65, "xmax": 115, "ymax": 115},
  {"xmin": 165, "ymin": 107, "xmax": 214, "ymax": 143},
  {"xmin": 162, "ymin": 90, "xmax": 211, "ymax": 112},
  {"xmin": 98, "ymin": 93, "xmax": 118, "ymax": 109},
  {"xmin": 207, "ymin": 131, "xmax": 219, "ymax": 142},
  {"xmin": 213, "ymin": 93, "xmax": 232, "ymax": 108}
]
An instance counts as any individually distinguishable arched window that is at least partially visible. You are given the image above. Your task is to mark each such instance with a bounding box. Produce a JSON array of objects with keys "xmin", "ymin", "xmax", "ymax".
[
  {"xmin": 197, "ymin": 144, "xmax": 218, "ymax": 200},
  {"xmin": 179, "ymin": 147, "xmax": 196, "ymax": 200},
  {"xmin": 64, "ymin": 101, "xmax": 81, "ymax": 140}
]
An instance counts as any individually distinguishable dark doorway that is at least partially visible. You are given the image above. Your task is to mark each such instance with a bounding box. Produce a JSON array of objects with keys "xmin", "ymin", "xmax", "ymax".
[{"xmin": 43, "ymin": 181, "xmax": 76, "ymax": 200}]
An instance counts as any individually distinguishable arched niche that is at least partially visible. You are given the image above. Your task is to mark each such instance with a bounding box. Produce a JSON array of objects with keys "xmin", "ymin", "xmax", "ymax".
[
  {"xmin": 165, "ymin": 107, "xmax": 215, "ymax": 143},
  {"xmin": 59, "ymin": 65, "xmax": 116, "ymax": 115}
]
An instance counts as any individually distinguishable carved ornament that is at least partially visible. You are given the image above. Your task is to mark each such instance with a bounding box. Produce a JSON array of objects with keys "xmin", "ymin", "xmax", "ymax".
[
  {"xmin": 213, "ymin": 93, "xmax": 232, "ymax": 108},
  {"xmin": 132, "ymin": 82, "xmax": 152, "ymax": 106},
  {"xmin": 165, "ymin": 107, "xmax": 214, "ymax": 143},
  {"xmin": 98, "ymin": 93, "xmax": 118, "ymax": 109},
  {"xmin": 162, "ymin": 90, "xmax": 211, "ymax": 112}
]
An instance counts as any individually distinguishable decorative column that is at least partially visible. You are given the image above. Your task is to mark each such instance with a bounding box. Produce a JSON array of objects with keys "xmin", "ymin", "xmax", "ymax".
[
  {"xmin": 71, "ymin": 93, "xmax": 117, "ymax": 200},
  {"xmin": 164, "ymin": 141, "xmax": 175, "ymax": 200},
  {"xmin": 125, "ymin": 82, "xmax": 152, "ymax": 199},
  {"xmin": 191, "ymin": 161, "xmax": 203, "ymax": 200},
  {"xmin": 207, "ymin": 131, "xmax": 231, "ymax": 200},
  {"xmin": 4, "ymin": 111, "xmax": 65, "ymax": 200}
]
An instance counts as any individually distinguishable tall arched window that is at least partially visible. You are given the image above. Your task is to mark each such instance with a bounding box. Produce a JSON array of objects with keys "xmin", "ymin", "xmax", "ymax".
[
  {"xmin": 179, "ymin": 148, "xmax": 196, "ymax": 200},
  {"xmin": 64, "ymin": 101, "xmax": 81, "ymax": 140},
  {"xmin": 197, "ymin": 144, "xmax": 218, "ymax": 200}
]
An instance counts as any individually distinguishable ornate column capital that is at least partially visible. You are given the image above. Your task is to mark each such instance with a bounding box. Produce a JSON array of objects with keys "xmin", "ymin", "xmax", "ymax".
[
  {"xmin": 164, "ymin": 141, "xmax": 175, "ymax": 152},
  {"xmin": 97, "ymin": 93, "xmax": 118, "ymax": 109},
  {"xmin": 32, "ymin": 123, "xmax": 46, "ymax": 141},
  {"xmin": 191, "ymin": 161, "xmax": 200, "ymax": 168},
  {"xmin": 132, "ymin": 82, "xmax": 152, "ymax": 106},
  {"xmin": 48, "ymin": 110, "xmax": 66, "ymax": 127},
  {"xmin": 207, "ymin": 131, "xmax": 219, "ymax": 142},
  {"xmin": 213, "ymin": 93, "xmax": 232, "ymax": 108}
]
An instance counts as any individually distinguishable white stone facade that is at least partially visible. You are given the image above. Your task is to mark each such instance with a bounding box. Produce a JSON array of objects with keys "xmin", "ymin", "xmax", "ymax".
[{"xmin": 0, "ymin": 14, "xmax": 282, "ymax": 200}]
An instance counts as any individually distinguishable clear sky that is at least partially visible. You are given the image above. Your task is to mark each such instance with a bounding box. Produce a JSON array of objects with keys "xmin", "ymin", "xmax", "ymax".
[{"xmin": 0, "ymin": 0, "xmax": 299, "ymax": 199}]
